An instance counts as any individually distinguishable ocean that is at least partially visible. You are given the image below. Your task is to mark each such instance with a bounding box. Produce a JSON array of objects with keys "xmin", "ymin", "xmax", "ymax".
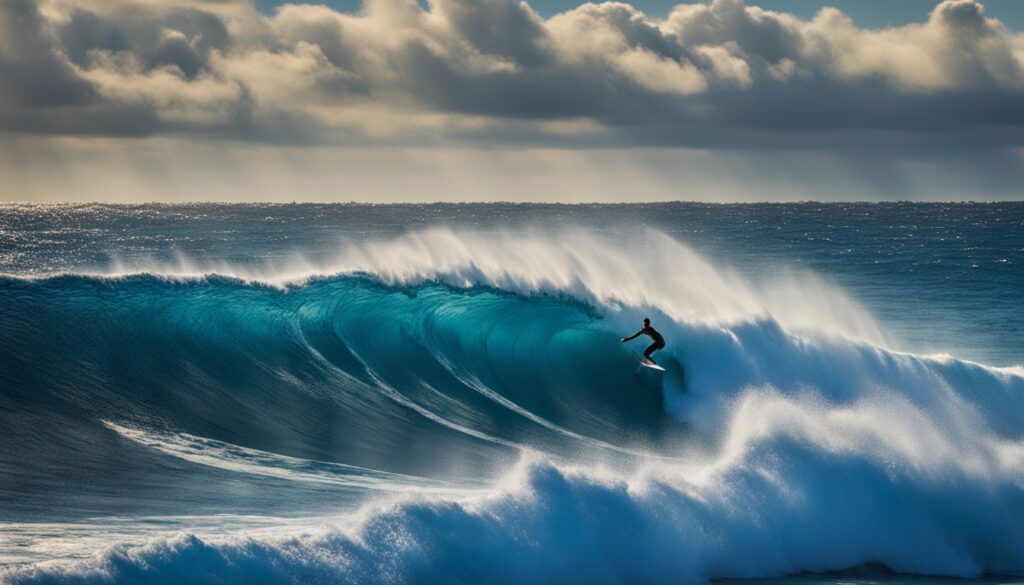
[{"xmin": 0, "ymin": 202, "xmax": 1022, "ymax": 584}]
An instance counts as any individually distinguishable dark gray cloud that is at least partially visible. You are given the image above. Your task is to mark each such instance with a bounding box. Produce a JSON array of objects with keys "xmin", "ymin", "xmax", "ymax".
[
  {"xmin": 1, "ymin": 0, "xmax": 1023, "ymax": 152},
  {"xmin": 0, "ymin": 0, "xmax": 95, "ymax": 107}
]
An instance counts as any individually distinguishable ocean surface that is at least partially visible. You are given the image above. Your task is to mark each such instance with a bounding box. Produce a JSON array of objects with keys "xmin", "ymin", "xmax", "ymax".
[{"xmin": 0, "ymin": 202, "xmax": 1022, "ymax": 584}]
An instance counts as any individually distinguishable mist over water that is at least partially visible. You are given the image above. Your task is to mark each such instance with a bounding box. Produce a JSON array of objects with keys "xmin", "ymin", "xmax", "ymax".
[{"xmin": 0, "ymin": 203, "xmax": 1022, "ymax": 584}]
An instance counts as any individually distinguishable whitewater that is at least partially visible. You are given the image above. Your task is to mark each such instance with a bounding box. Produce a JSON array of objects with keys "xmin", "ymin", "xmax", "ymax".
[{"xmin": 1, "ymin": 203, "xmax": 1022, "ymax": 584}]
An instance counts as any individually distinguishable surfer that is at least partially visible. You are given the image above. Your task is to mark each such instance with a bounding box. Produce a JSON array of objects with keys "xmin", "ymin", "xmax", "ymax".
[{"xmin": 620, "ymin": 318, "xmax": 665, "ymax": 364}]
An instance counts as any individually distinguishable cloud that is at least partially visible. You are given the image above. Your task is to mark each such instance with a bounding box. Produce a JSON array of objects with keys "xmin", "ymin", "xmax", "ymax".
[
  {"xmin": 0, "ymin": 0, "xmax": 1022, "ymax": 153},
  {"xmin": 804, "ymin": 1, "xmax": 1023, "ymax": 91},
  {"xmin": 0, "ymin": 0, "xmax": 95, "ymax": 108}
]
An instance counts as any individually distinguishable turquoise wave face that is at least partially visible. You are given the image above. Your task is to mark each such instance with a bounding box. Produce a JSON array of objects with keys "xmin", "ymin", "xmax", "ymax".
[
  {"xmin": 4, "ymin": 269, "xmax": 1022, "ymax": 523},
  {"xmin": 0, "ymin": 275, "xmax": 684, "ymax": 520}
]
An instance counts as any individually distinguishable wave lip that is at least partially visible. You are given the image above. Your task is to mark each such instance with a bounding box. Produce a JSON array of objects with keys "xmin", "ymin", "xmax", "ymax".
[{"xmin": 5, "ymin": 227, "xmax": 889, "ymax": 344}]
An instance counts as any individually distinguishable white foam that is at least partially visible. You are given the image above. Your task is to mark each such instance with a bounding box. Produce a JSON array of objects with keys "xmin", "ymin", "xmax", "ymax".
[
  {"xmin": 102, "ymin": 421, "xmax": 479, "ymax": 495},
  {"xmin": 77, "ymin": 227, "xmax": 888, "ymax": 346},
  {"xmin": 8, "ymin": 388, "xmax": 1024, "ymax": 583}
]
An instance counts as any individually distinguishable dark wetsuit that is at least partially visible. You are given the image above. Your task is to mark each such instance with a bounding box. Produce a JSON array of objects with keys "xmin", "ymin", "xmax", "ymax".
[
  {"xmin": 640, "ymin": 326, "xmax": 665, "ymax": 360},
  {"xmin": 623, "ymin": 325, "xmax": 666, "ymax": 362}
]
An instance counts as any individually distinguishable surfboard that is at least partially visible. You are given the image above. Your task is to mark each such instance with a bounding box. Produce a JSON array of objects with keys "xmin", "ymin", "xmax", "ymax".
[
  {"xmin": 639, "ymin": 360, "xmax": 666, "ymax": 372},
  {"xmin": 630, "ymin": 351, "xmax": 686, "ymax": 393},
  {"xmin": 633, "ymin": 352, "xmax": 666, "ymax": 372}
]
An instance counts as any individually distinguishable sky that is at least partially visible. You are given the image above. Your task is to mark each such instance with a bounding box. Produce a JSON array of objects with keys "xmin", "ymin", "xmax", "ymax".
[
  {"xmin": 254, "ymin": 0, "xmax": 1024, "ymax": 28},
  {"xmin": 2, "ymin": 0, "xmax": 1024, "ymax": 202}
]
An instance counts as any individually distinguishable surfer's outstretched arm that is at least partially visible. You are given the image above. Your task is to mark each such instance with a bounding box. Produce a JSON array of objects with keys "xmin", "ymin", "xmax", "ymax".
[{"xmin": 620, "ymin": 330, "xmax": 642, "ymax": 342}]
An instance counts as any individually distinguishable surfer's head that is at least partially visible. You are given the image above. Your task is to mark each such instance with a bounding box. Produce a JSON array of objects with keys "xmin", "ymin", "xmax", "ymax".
[{"xmin": 643, "ymin": 318, "xmax": 650, "ymax": 326}]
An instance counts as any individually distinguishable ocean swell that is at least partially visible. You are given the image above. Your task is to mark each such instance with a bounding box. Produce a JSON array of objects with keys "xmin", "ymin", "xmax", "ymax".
[{"xmin": 2, "ymin": 228, "xmax": 1022, "ymax": 583}]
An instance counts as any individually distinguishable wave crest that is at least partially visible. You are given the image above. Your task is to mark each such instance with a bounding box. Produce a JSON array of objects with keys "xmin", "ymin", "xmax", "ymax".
[{"xmin": 82, "ymin": 228, "xmax": 887, "ymax": 344}]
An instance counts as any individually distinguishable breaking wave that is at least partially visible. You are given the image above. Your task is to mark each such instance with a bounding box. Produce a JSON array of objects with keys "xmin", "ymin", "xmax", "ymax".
[{"xmin": 2, "ymin": 229, "xmax": 1022, "ymax": 584}]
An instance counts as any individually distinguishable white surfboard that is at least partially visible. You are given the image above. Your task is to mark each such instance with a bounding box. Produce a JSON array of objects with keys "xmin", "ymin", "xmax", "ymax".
[
  {"xmin": 633, "ymin": 353, "xmax": 666, "ymax": 372},
  {"xmin": 639, "ymin": 361, "xmax": 666, "ymax": 372}
]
